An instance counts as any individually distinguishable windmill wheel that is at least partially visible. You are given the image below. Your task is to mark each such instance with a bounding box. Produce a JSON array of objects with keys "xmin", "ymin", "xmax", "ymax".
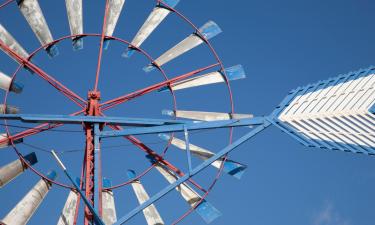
[{"xmin": 0, "ymin": 0, "xmax": 250, "ymax": 224}]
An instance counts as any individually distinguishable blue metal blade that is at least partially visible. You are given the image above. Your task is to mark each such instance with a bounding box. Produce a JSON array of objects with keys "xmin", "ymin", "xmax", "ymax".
[
  {"xmin": 198, "ymin": 21, "xmax": 222, "ymax": 40},
  {"xmin": 23, "ymin": 152, "xmax": 38, "ymax": 166},
  {"xmin": 46, "ymin": 45, "xmax": 59, "ymax": 58},
  {"xmin": 222, "ymin": 159, "xmax": 247, "ymax": 179},
  {"xmin": 194, "ymin": 200, "xmax": 222, "ymax": 224},
  {"xmin": 161, "ymin": 0, "xmax": 180, "ymax": 8},
  {"xmin": 222, "ymin": 64, "xmax": 246, "ymax": 80},
  {"xmin": 73, "ymin": 38, "xmax": 83, "ymax": 50}
]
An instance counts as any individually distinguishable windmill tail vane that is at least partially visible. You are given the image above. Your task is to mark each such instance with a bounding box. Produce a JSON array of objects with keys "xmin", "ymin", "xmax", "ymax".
[{"xmin": 0, "ymin": 0, "xmax": 374, "ymax": 225}]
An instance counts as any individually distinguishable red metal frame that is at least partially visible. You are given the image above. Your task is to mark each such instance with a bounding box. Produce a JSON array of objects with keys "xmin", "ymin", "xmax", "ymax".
[{"xmin": 0, "ymin": 0, "xmax": 237, "ymax": 223}]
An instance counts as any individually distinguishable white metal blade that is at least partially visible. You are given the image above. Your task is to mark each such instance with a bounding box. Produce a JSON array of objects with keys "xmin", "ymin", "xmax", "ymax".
[
  {"xmin": 0, "ymin": 71, "xmax": 23, "ymax": 93},
  {"xmin": 158, "ymin": 134, "xmax": 247, "ymax": 179},
  {"xmin": 158, "ymin": 65, "xmax": 246, "ymax": 91},
  {"xmin": 17, "ymin": 0, "xmax": 58, "ymax": 57},
  {"xmin": 143, "ymin": 21, "xmax": 222, "ymax": 72},
  {"xmin": 1, "ymin": 170, "xmax": 57, "ymax": 225},
  {"xmin": 102, "ymin": 178, "xmax": 117, "ymax": 225},
  {"xmin": 0, "ymin": 133, "xmax": 23, "ymax": 148},
  {"xmin": 123, "ymin": 0, "xmax": 180, "ymax": 58},
  {"xmin": 0, "ymin": 24, "xmax": 29, "ymax": 62},
  {"xmin": 0, "ymin": 104, "xmax": 19, "ymax": 114},
  {"xmin": 274, "ymin": 66, "xmax": 375, "ymax": 155},
  {"xmin": 153, "ymin": 162, "xmax": 221, "ymax": 223},
  {"xmin": 0, "ymin": 152, "xmax": 37, "ymax": 188},
  {"xmin": 65, "ymin": 0, "xmax": 83, "ymax": 50},
  {"xmin": 162, "ymin": 110, "xmax": 253, "ymax": 121},
  {"xmin": 127, "ymin": 170, "xmax": 164, "ymax": 225},
  {"xmin": 103, "ymin": 0, "xmax": 126, "ymax": 49},
  {"xmin": 56, "ymin": 191, "xmax": 79, "ymax": 225}
]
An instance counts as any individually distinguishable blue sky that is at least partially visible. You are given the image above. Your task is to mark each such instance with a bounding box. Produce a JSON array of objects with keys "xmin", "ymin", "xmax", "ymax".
[{"xmin": 0, "ymin": 0, "xmax": 374, "ymax": 225}]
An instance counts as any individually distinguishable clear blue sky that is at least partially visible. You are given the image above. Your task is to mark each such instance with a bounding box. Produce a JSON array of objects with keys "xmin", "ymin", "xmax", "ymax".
[{"xmin": 0, "ymin": 0, "xmax": 374, "ymax": 225}]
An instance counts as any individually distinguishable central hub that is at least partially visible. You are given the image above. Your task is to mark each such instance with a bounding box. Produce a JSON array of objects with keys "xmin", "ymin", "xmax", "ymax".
[{"xmin": 87, "ymin": 91, "xmax": 101, "ymax": 116}]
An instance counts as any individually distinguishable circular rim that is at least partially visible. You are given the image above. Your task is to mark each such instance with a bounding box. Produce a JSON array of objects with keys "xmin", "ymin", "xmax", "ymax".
[{"xmin": 1, "ymin": 0, "xmax": 236, "ymax": 223}]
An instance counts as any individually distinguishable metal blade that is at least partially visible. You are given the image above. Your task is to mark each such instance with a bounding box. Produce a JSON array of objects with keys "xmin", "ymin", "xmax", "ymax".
[
  {"xmin": 65, "ymin": 0, "xmax": 83, "ymax": 50},
  {"xmin": 103, "ymin": 0, "xmax": 126, "ymax": 49},
  {"xmin": 127, "ymin": 170, "xmax": 165, "ymax": 225},
  {"xmin": 0, "ymin": 152, "xmax": 38, "ymax": 188},
  {"xmin": 143, "ymin": 21, "xmax": 222, "ymax": 72},
  {"xmin": 57, "ymin": 190, "xmax": 79, "ymax": 225},
  {"xmin": 159, "ymin": 134, "xmax": 247, "ymax": 179},
  {"xmin": 123, "ymin": 0, "xmax": 180, "ymax": 58},
  {"xmin": 0, "ymin": 70, "xmax": 23, "ymax": 93},
  {"xmin": 159, "ymin": 65, "xmax": 246, "ymax": 91},
  {"xmin": 0, "ymin": 104, "xmax": 20, "ymax": 114},
  {"xmin": 1, "ymin": 170, "xmax": 57, "ymax": 225},
  {"xmin": 0, "ymin": 24, "xmax": 29, "ymax": 62},
  {"xmin": 102, "ymin": 178, "xmax": 117, "ymax": 225},
  {"xmin": 162, "ymin": 109, "xmax": 253, "ymax": 121},
  {"xmin": 16, "ymin": 0, "xmax": 58, "ymax": 57},
  {"xmin": 152, "ymin": 162, "xmax": 221, "ymax": 223}
]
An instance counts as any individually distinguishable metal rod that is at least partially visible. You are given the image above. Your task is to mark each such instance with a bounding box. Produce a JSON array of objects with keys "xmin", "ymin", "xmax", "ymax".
[
  {"xmin": 51, "ymin": 150, "xmax": 105, "ymax": 225},
  {"xmin": 114, "ymin": 122, "xmax": 270, "ymax": 224}
]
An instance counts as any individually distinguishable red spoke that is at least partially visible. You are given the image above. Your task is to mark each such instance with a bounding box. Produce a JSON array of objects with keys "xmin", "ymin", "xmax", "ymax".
[
  {"xmin": 93, "ymin": 0, "xmax": 110, "ymax": 91},
  {"xmin": 99, "ymin": 63, "xmax": 220, "ymax": 111},
  {"xmin": 108, "ymin": 124, "xmax": 206, "ymax": 193},
  {"xmin": 2, "ymin": 109, "xmax": 84, "ymax": 145},
  {"xmin": 0, "ymin": 0, "xmax": 14, "ymax": 9},
  {"xmin": 0, "ymin": 40, "xmax": 86, "ymax": 108}
]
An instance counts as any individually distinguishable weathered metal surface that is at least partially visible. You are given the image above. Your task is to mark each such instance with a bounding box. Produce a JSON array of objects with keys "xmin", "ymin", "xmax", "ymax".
[
  {"xmin": 123, "ymin": 0, "xmax": 180, "ymax": 57},
  {"xmin": 102, "ymin": 178, "xmax": 117, "ymax": 225},
  {"xmin": 273, "ymin": 66, "xmax": 375, "ymax": 154},
  {"xmin": 103, "ymin": 0, "xmax": 126, "ymax": 49},
  {"xmin": 16, "ymin": 0, "xmax": 58, "ymax": 57},
  {"xmin": 143, "ymin": 21, "xmax": 222, "ymax": 72},
  {"xmin": 65, "ymin": 0, "xmax": 83, "ymax": 50},
  {"xmin": 127, "ymin": 170, "xmax": 164, "ymax": 225},
  {"xmin": 56, "ymin": 190, "xmax": 79, "ymax": 225},
  {"xmin": 0, "ymin": 70, "xmax": 23, "ymax": 93},
  {"xmin": 0, "ymin": 152, "xmax": 37, "ymax": 188},
  {"xmin": 1, "ymin": 170, "xmax": 57, "ymax": 225},
  {"xmin": 0, "ymin": 104, "xmax": 19, "ymax": 114},
  {"xmin": 159, "ymin": 65, "xmax": 246, "ymax": 91},
  {"xmin": 159, "ymin": 134, "xmax": 247, "ymax": 179},
  {"xmin": 153, "ymin": 162, "xmax": 221, "ymax": 224},
  {"xmin": 0, "ymin": 133, "xmax": 23, "ymax": 148},
  {"xmin": 0, "ymin": 24, "xmax": 29, "ymax": 62},
  {"xmin": 162, "ymin": 110, "xmax": 253, "ymax": 121}
]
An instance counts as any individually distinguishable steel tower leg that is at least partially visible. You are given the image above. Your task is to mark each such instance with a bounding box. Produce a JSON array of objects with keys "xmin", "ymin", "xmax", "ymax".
[{"xmin": 84, "ymin": 91, "xmax": 102, "ymax": 225}]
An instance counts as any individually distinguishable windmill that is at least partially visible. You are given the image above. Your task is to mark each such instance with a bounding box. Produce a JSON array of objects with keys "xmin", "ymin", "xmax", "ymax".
[{"xmin": 0, "ymin": 0, "xmax": 373, "ymax": 225}]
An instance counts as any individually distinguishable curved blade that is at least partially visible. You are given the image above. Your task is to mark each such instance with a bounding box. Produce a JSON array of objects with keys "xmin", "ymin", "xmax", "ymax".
[
  {"xmin": 0, "ymin": 133, "xmax": 23, "ymax": 148},
  {"xmin": 143, "ymin": 21, "xmax": 222, "ymax": 72},
  {"xmin": 102, "ymin": 178, "xmax": 117, "ymax": 225},
  {"xmin": 65, "ymin": 0, "xmax": 83, "ymax": 50},
  {"xmin": 123, "ymin": 0, "xmax": 180, "ymax": 58},
  {"xmin": 127, "ymin": 170, "xmax": 165, "ymax": 225},
  {"xmin": 0, "ymin": 70, "xmax": 23, "ymax": 93},
  {"xmin": 159, "ymin": 134, "xmax": 247, "ymax": 179},
  {"xmin": 159, "ymin": 65, "xmax": 246, "ymax": 91},
  {"xmin": 153, "ymin": 162, "xmax": 221, "ymax": 223},
  {"xmin": 103, "ymin": 0, "xmax": 126, "ymax": 49},
  {"xmin": 1, "ymin": 170, "xmax": 57, "ymax": 225},
  {"xmin": 0, "ymin": 24, "xmax": 29, "ymax": 62},
  {"xmin": 0, "ymin": 104, "xmax": 20, "ymax": 114},
  {"xmin": 16, "ymin": 0, "xmax": 58, "ymax": 57},
  {"xmin": 162, "ymin": 109, "xmax": 253, "ymax": 121},
  {"xmin": 57, "ymin": 190, "xmax": 79, "ymax": 225},
  {"xmin": 0, "ymin": 152, "xmax": 38, "ymax": 188}
]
